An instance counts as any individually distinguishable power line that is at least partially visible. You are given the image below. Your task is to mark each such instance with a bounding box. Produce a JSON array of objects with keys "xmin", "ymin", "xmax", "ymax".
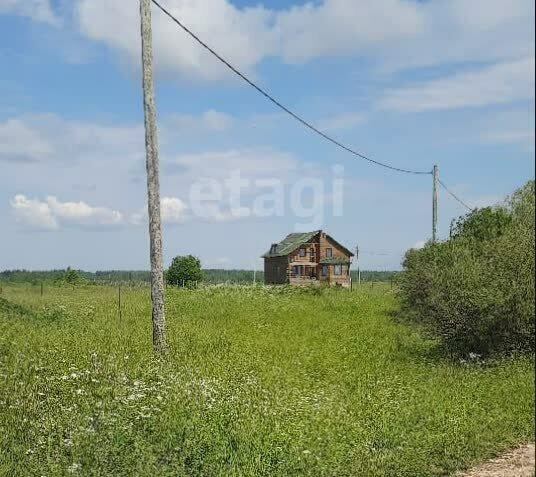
[
  {"xmin": 360, "ymin": 250, "xmax": 394, "ymax": 256},
  {"xmin": 150, "ymin": 1, "xmax": 476, "ymax": 227},
  {"xmin": 150, "ymin": 0, "xmax": 431, "ymax": 176},
  {"xmin": 438, "ymin": 179, "xmax": 474, "ymax": 212}
]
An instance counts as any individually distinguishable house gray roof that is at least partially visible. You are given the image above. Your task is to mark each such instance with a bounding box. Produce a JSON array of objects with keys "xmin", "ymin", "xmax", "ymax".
[{"xmin": 262, "ymin": 231, "xmax": 319, "ymax": 258}]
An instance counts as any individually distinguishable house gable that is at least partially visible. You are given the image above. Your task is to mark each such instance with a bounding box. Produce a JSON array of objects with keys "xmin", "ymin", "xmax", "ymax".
[{"xmin": 318, "ymin": 232, "xmax": 354, "ymax": 261}]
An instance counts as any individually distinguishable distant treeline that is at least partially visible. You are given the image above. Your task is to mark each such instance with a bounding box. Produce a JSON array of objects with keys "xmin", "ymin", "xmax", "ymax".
[{"xmin": 0, "ymin": 269, "xmax": 399, "ymax": 284}]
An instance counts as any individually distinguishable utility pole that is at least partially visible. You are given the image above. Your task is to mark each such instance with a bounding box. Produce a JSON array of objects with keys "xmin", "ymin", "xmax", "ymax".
[
  {"xmin": 432, "ymin": 164, "xmax": 438, "ymax": 243},
  {"xmin": 140, "ymin": 0, "xmax": 166, "ymax": 352},
  {"xmin": 355, "ymin": 245, "xmax": 360, "ymax": 287}
]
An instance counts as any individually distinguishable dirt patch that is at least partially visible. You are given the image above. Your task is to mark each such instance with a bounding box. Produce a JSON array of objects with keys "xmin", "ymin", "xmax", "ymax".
[{"xmin": 458, "ymin": 443, "xmax": 535, "ymax": 477}]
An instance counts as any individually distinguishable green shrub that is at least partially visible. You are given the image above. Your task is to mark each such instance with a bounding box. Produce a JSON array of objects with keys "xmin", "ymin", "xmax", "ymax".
[
  {"xmin": 400, "ymin": 180, "xmax": 535, "ymax": 358},
  {"xmin": 54, "ymin": 267, "xmax": 84, "ymax": 286},
  {"xmin": 166, "ymin": 255, "xmax": 203, "ymax": 287}
]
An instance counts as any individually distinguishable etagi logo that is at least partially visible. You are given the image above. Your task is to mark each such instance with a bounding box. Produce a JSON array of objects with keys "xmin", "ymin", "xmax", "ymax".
[{"xmin": 186, "ymin": 165, "xmax": 344, "ymax": 229}]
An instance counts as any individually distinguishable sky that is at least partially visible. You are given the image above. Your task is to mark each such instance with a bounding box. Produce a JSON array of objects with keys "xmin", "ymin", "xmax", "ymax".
[{"xmin": 0, "ymin": 0, "xmax": 534, "ymax": 271}]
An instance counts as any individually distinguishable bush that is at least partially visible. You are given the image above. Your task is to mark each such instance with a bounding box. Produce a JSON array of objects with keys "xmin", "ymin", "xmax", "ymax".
[
  {"xmin": 400, "ymin": 180, "xmax": 535, "ymax": 358},
  {"xmin": 166, "ymin": 255, "xmax": 203, "ymax": 287},
  {"xmin": 54, "ymin": 267, "xmax": 83, "ymax": 286}
]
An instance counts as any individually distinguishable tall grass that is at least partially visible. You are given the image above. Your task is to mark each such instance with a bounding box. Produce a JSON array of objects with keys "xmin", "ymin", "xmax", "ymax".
[{"xmin": 0, "ymin": 284, "xmax": 534, "ymax": 476}]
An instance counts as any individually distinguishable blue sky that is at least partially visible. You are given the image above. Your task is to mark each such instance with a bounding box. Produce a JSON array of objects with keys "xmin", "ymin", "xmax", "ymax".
[{"xmin": 1, "ymin": 0, "xmax": 534, "ymax": 271}]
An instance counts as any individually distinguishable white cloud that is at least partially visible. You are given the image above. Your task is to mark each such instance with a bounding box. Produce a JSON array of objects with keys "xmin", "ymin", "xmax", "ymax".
[
  {"xmin": 438, "ymin": 107, "xmax": 536, "ymax": 148},
  {"xmin": 0, "ymin": 0, "xmax": 60, "ymax": 25},
  {"xmin": 71, "ymin": 0, "xmax": 534, "ymax": 80},
  {"xmin": 10, "ymin": 194, "xmax": 123, "ymax": 230},
  {"xmin": 0, "ymin": 114, "xmax": 144, "ymax": 163},
  {"xmin": 480, "ymin": 129, "xmax": 536, "ymax": 145},
  {"xmin": 379, "ymin": 57, "xmax": 535, "ymax": 112},
  {"xmin": 0, "ymin": 111, "xmax": 241, "ymax": 164},
  {"xmin": 129, "ymin": 197, "xmax": 188, "ymax": 225},
  {"xmin": 378, "ymin": 0, "xmax": 534, "ymax": 72},
  {"xmin": 76, "ymin": 0, "xmax": 276, "ymax": 81},
  {"xmin": 164, "ymin": 147, "xmax": 299, "ymax": 182},
  {"xmin": 274, "ymin": 0, "xmax": 423, "ymax": 63},
  {"xmin": 0, "ymin": 118, "xmax": 54, "ymax": 162},
  {"xmin": 46, "ymin": 196, "xmax": 123, "ymax": 226},
  {"xmin": 162, "ymin": 109, "xmax": 234, "ymax": 134},
  {"xmin": 9, "ymin": 194, "xmax": 57, "ymax": 230},
  {"xmin": 130, "ymin": 198, "xmax": 240, "ymax": 225},
  {"xmin": 161, "ymin": 197, "xmax": 188, "ymax": 223}
]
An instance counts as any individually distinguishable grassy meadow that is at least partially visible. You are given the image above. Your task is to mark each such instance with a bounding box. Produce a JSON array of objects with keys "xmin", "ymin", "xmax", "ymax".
[{"xmin": 0, "ymin": 283, "xmax": 534, "ymax": 476}]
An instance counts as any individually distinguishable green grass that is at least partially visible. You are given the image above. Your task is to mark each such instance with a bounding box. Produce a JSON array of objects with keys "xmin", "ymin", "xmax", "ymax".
[{"xmin": 0, "ymin": 283, "xmax": 534, "ymax": 476}]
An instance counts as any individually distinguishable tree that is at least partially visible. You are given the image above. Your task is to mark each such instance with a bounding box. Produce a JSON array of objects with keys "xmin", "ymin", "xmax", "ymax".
[
  {"xmin": 54, "ymin": 267, "xmax": 82, "ymax": 286},
  {"xmin": 451, "ymin": 206, "xmax": 512, "ymax": 242},
  {"xmin": 166, "ymin": 255, "xmax": 203, "ymax": 286},
  {"xmin": 399, "ymin": 180, "xmax": 535, "ymax": 358}
]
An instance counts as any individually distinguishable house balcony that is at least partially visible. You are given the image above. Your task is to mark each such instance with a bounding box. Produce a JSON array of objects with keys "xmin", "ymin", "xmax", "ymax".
[{"xmin": 288, "ymin": 262, "xmax": 320, "ymax": 285}]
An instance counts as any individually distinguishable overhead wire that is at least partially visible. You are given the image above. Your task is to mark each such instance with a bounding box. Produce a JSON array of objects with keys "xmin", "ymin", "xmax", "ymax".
[
  {"xmin": 151, "ymin": 0, "xmax": 432, "ymax": 176},
  {"xmin": 438, "ymin": 179, "xmax": 474, "ymax": 212},
  {"xmin": 151, "ymin": 0, "xmax": 478, "ymax": 212}
]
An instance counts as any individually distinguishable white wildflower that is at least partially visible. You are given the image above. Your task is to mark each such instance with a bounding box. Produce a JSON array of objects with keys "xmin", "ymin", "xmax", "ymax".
[{"xmin": 67, "ymin": 463, "xmax": 81, "ymax": 474}]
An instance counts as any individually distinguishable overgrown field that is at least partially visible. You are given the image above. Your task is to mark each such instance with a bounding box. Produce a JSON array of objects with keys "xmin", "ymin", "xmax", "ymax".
[{"xmin": 0, "ymin": 284, "xmax": 534, "ymax": 476}]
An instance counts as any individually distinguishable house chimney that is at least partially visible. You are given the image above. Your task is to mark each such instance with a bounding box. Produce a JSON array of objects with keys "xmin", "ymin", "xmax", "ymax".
[{"xmin": 270, "ymin": 243, "xmax": 278, "ymax": 254}]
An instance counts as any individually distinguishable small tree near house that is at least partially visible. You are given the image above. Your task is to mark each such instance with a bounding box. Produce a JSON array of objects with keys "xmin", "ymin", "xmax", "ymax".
[{"xmin": 166, "ymin": 255, "xmax": 203, "ymax": 287}]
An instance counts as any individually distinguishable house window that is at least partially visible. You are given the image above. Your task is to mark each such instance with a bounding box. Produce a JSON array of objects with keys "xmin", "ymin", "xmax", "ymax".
[
  {"xmin": 326, "ymin": 248, "xmax": 333, "ymax": 257},
  {"xmin": 299, "ymin": 248, "xmax": 306, "ymax": 257},
  {"xmin": 292, "ymin": 265, "xmax": 300, "ymax": 276},
  {"xmin": 321, "ymin": 265, "xmax": 329, "ymax": 276},
  {"xmin": 334, "ymin": 264, "xmax": 342, "ymax": 275}
]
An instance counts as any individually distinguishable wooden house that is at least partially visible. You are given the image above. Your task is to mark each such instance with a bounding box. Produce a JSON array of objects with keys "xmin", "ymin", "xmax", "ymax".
[{"xmin": 262, "ymin": 230, "xmax": 354, "ymax": 287}]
